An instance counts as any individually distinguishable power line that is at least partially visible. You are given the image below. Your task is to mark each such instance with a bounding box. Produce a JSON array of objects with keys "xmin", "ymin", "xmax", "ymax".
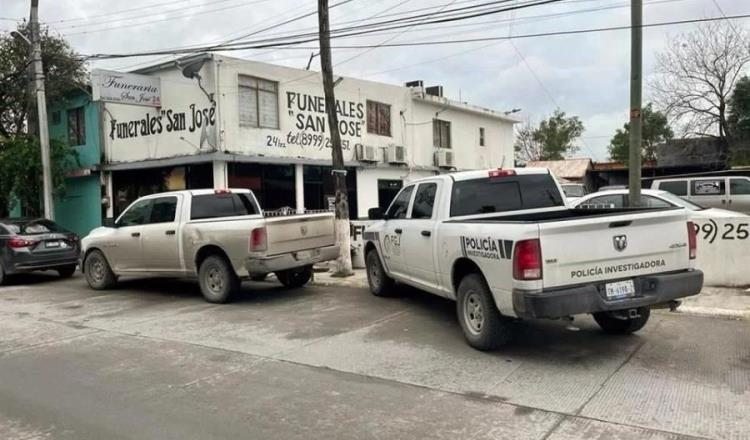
[
  {"xmin": 48, "ymin": 0, "xmax": 228, "ymax": 24},
  {"xmin": 83, "ymin": 11, "xmax": 750, "ymax": 61}
]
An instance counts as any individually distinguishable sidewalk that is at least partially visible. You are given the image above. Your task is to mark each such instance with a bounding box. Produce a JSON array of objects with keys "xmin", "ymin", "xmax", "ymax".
[{"xmin": 310, "ymin": 269, "xmax": 750, "ymax": 320}]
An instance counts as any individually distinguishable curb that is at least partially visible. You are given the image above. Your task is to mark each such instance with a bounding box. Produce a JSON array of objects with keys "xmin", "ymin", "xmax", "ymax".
[{"xmin": 663, "ymin": 306, "xmax": 750, "ymax": 320}]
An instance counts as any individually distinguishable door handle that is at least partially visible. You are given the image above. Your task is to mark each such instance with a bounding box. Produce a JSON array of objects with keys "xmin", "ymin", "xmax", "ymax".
[
  {"xmin": 165, "ymin": 230, "xmax": 176, "ymax": 235},
  {"xmin": 394, "ymin": 228, "xmax": 403, "ymax": 234},
  {"xmin": 421, "ymin": 230, "xmax": 431, "ymax": 237},
  {"xmin": 131, "ymin": 232, "xmax": 141, "ymax": 237}
]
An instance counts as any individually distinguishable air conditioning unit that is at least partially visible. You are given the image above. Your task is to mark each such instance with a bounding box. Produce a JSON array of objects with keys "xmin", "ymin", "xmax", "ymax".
[
  {"xmin": 387, "ymin": 145, "xmax": 407, "ymax": 164},
  {"xmin": 435, "ymin": 149, "xmax": 454, "ymax": 168},
  {"xmin": 356, "ymin": 144, "xmax": 378, "ymax": 162}
]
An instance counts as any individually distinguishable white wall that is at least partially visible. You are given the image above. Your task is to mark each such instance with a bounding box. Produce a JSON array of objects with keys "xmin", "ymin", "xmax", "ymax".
[
  {"xmin": 692, "ymin": 217, "xmax": 750, "ymax": 287},
  {"xmin": 103, "ymin": 68, "xmax": 217, "ymax": 163},
  {"xmin": 216, "ymin": 55, "xmax": 412, "ymax": 163}
]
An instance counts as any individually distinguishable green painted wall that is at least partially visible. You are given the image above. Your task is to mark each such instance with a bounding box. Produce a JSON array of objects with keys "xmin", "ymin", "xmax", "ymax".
[
  {"xmin": 47, "ymin": 91, "xmax": 102, "ymax": 235},
  {"xmin": 54, "ymin": 175, "xmax": 101, "ymax": 237}
]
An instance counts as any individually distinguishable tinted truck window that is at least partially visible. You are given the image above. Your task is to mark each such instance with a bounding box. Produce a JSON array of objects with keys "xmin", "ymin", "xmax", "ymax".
[
  {"xmin": 191, "ymin": 193, "xmax": 259, "ymax": 220},
  {"xmin": 450, "ymin": 174, "xmax": 563, "ymax": 217}
]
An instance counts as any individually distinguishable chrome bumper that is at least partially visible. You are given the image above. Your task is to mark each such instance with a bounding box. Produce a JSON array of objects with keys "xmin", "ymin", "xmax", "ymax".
[{"xmin": 245, "ymin": 245, "xmax": 339, "ymax": 275}]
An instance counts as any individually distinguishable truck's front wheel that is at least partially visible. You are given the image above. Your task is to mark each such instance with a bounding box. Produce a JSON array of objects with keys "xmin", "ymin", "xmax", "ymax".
[
  {"xmin": 593, "ymin": 308, "xmax": 650, "ymax": 334},
  {"xmin": 366, "ymin": 249, "xmax": 395, "ymax": 297},
  {"xmin": 457, "ymin": 274, "xmax": 513, "ymax": 350},
  {"xmin": 198, "ymin": 255, "xmax": 239, "ymax": 303}
]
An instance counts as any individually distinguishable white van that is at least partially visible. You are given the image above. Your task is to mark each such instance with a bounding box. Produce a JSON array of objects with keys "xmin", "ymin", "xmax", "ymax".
[{"xmin": 651, "ymin": 176, "xmax": 750, "ymax": 213}]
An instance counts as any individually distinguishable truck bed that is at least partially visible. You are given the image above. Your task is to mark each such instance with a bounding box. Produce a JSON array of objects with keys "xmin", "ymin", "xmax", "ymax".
[{"xmin": 447, "ymin": 207, "xmax": 676, "ymax": 223}]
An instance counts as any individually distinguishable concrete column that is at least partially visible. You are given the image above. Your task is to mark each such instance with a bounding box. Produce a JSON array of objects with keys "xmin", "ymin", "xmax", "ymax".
[
  {"xmin": 103, "ymin": 171, "xmax": 114, "ymax": 219},
  {"xmin": 295, "ymin": 163, "xmax": 305, "ymax": 213},
  {"xmin": 213, "ymin": 160, "xmax": 228, "ymax": 189}
]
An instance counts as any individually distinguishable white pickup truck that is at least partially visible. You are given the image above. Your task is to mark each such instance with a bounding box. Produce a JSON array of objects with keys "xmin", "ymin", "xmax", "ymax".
[
  {"xmin": 363, "ymin": 168, "xmax": 703, "ymax": 350},
  {"xmin": 81, "ymin": 189, "xmax": 338, "ymax": 303}
]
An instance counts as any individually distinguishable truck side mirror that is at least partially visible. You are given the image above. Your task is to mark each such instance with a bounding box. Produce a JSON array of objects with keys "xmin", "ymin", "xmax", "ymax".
[{"xmin": 368, "ymin": 207, "xmax": 385, "ymax": 220}]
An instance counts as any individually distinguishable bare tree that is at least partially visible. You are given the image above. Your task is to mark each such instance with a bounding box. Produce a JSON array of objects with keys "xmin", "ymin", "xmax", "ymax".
[
  {"xmin": 651, "ymin": 21, "xmax": 750, "ymax": 160},
  {"xmin": 514, "ymin": 123, "xmax": 543, "ymax": 163}
]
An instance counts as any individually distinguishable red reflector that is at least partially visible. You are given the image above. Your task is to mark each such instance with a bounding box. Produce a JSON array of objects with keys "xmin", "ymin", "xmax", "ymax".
[
  {"xmin": 687, "ymin": 221, "xmax": 697, "ymax": 260},
  {"xmin": 8, "ymin": 237, "xmax": 37, "ymax": 249},
  {"xmin": 489, "ymin": 169, "xmax": 516, "ymax": 178},
  {"xmin": 250, "ymin": 227, "xmax": 267, "ymax": 252},
  {"xmin": 513, "ymin": 239, "xmax": 542, "ymax": 280}
]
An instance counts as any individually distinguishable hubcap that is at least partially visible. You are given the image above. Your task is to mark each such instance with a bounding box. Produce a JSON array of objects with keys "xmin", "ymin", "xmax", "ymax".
[
  {"xmin": 464, "ymin": 292, "xmax": 484, "ymax": 335},
  {"xmin": 206, "ymin": 267, "xmax": 224, "ymax": 294},
  {"xmin": 368, "ymin": 257, "xmax": 381, "ymax": 288},
  {"xmin": 90, "ymin": 259, "xmax": 104, "ymax": 283}
]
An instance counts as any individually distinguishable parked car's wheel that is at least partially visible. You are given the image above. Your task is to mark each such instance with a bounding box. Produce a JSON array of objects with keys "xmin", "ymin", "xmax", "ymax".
[
  {"xmin": 456, "ymin": 273, "xmax": 513, "ymax": 350},
  {"xmin": 83, "ymin": 250, "xmax": 117, "ymax": 290},
  {"xmin": 57, "ymin": 264, "xmax": 77, "ymax": 278},
  {"xmin": 0, "ymin": 264, "xmax": 5, "ymax": 285},
  {"xmin": 198, "ymin": 255, "xmax": 239, "ymax": 303},
  {"xmin": 593, "ymin": 308, "xmax": 650, "ymax": 334},
  {"xmin": 365, "ymin": 249, "xmax": 396, "ymax": 297},
  {"xmin": 275, "ymin": 265, "xmax": 313, "ymax": 289},
  {"xmin": 250, "ymin": 274, "xmax": 268, "ymax": 282}
]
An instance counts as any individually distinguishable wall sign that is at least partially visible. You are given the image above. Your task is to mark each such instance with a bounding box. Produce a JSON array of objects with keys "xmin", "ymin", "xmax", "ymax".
[
  {"xmin": 93, "ymin": 69, "xmax": 162, "ymax": 108},
  {"xmin": 108, "ymin": 104, "xmax": 215, "ymax": 140},
  {"xmin": 280, "ymin": 92, "xmax": 365, "ymax": 151}
]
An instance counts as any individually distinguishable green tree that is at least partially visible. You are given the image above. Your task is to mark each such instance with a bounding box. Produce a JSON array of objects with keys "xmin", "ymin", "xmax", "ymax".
[
  {"xmin": 0, "ymin": 136, "xmax": 76, "ymax": 217},
  {"xmin": 0, "ymin": 22, "xmax": 86, "ymax": 216},
  {"xmin": 728, "ymin": 76, "xmax": 750, "ymax": 165},
  {"xmin": 608, "ymin": 103, "xmax": 673, "ymax": 163},
  {"xmin": 514, "ymin": 109, "xmax": 584, "ymax": 162},
  {"xmin": 0, "ymin": 22, "xmax": 87, "ymax": 137}
]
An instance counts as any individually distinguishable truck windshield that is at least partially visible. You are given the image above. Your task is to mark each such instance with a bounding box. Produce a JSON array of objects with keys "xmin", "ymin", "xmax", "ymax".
[{"xmin": 450, "ymin": 174, "xmax": 564, "ymax": 217}]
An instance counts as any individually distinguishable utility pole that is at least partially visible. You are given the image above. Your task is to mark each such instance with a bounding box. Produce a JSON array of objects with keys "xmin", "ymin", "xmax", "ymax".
[
  {"xmin": 30, "ymin": 0, "xmax": 54, "ymax": 220},
  {"xmin": 628, "ymin": 0, "xmax": 642, "ymax": 207},
  {"xmin": 317, "ymin": 0, "xmax": 353, "ymax": 276}
]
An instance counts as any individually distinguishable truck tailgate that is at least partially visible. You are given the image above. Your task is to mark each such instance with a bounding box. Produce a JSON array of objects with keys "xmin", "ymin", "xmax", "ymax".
[
  {"xmin": 264, "ymin": 213, "xmax": 336, "ymax": 256},
  {"xmin": 539, "ymin": 209, "xmax": 690, "ymax": 288}
]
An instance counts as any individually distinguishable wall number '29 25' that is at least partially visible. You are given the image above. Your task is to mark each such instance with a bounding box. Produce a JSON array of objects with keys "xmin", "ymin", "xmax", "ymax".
[{"xmin": 692, "ymin": 220, "xmax": 749, "ymax": 243}]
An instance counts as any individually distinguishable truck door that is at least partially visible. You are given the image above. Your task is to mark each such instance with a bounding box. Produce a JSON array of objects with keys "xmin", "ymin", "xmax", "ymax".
[
  {"xmin": 380, "ymin": 185, "xmax": 414, "ymax": 277},
  {"xmin": 728, "ymin": 177, "xmax": 750, "ymax": 213},
  {"xmin": 401, "ymin": 181, "xmax": 440, "ymax": 285},
  {"xmin": 140, "ymin": 195, "xmax": 182, "ymax": 272},
  {"xmin": 109, "ymin": 198, "xmax": 151, "ymax": 271}
]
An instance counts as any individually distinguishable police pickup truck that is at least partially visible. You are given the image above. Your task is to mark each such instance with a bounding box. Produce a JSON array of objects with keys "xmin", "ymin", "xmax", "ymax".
[{"xmin": 363, "ymin": 168, "xmax": 703, "ymax": 350}]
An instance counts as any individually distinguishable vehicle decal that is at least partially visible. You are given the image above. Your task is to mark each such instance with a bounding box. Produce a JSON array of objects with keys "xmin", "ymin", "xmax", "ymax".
[
  {"xmin": 383, "ymin": 234, "xmax": 401, "ymax": 257},
  {"xmin": 460, "ymin": 236, "xmax": 513, "ymax": 260},
  {"xmin": 363, "ymin": 231, "xmax": 379, "ymax": 241},
  {"xmin": 570, "ymin": 258, "xmax": 666, "ymax": 279}
]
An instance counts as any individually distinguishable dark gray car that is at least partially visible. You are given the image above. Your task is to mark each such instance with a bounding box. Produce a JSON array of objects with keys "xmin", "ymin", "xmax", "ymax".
[{"xmin": 0, "ymin": 218, "xmax": 80, "ymax": 284}]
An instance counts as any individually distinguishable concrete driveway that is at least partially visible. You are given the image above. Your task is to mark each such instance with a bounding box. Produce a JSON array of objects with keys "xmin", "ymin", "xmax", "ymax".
[{"xmin": 0, "ymin": 274, "xmax": 747, "ymax": 440}]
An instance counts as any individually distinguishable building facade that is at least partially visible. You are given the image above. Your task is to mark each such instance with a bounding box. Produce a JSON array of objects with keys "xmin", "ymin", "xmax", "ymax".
[{"xmin": 92, "ymin": 53, "xmax": 518, "ymax": 220}]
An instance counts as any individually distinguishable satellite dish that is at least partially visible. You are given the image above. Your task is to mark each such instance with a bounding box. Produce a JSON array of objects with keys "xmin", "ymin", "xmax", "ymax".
[{"xmin": 178, "ymin": 58, "xmax": 206, "ymax": 80}]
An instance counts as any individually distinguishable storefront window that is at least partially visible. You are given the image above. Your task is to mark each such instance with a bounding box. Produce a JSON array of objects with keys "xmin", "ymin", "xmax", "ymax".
[
  {"xmin": 303, "ymin": 165, "xmax": 358, "ymax": 218},
  {"xmin": 112, "ymin": 163, "xmax": 212, "ymax": 217},
  {"xmin": 228, "ymin": 163, "xmax": 295, "ymax": 211}
]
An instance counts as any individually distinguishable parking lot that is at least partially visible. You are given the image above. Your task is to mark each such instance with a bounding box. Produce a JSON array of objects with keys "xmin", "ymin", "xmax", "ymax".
[{"xmin": 0, "ymin": 274, "xmax": 748, "ymax": 440}]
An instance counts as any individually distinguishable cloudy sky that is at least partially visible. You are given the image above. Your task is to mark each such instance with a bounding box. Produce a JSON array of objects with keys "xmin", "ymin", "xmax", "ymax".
[{"xmin": 1, "ymin": 0, "xmax": 748, "ymax": 161}]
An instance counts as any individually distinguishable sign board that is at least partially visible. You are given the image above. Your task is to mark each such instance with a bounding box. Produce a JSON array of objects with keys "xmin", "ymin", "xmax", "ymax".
[{"xmin": 92, "ymin": 69, "xmax": 162, "ymax": 107}]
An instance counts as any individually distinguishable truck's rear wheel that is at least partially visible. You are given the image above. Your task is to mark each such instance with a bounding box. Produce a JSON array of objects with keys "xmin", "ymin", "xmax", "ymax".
[
  {"xmin": 276, "ymin": 266, "xmax": 312, "ymax": 289},
  {"xmin": 593, "ymin": 308, "xmax": 650, "ymax": 334},
  {"xmin": 198, "ymin": 255, "xmax": 239, "ymax": 303},
  {"xmin": 457, "ymin": 274, "xmax": 513, "ymax": 350},
  {"xmin": 84, "ymin": 250, "xmax": 117, "ymax": 290},
  {"xmin": 366, "ymin": 249, "xmax": 395, "ymax": 297}
]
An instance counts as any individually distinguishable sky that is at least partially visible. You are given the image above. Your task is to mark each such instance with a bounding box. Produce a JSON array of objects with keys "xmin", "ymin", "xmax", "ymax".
[{"xmin": 1, "ymin": 0, "xmax": 748, "ymax": 161}]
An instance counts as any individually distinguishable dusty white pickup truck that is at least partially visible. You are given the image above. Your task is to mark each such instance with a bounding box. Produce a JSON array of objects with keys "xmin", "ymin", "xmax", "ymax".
[
  {"xmin": 363, "ymin": 168, "xmax": 703, "ymax": 350},
  {"xmin": 81, "ymin": 189, "xmax": 338, "ymax": 303}
]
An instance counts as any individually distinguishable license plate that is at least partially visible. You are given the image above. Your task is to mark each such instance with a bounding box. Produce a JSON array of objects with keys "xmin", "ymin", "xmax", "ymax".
[
  {"xmin": 296, "ymin": 250, "xmax": 312, "ymax": 260},
  {"xmin": 45, "ymin": 241, "xmax": 61, "ymax": 248},
  {"xmin": 605, "ymin": 280, "xmax": 635, "ymax": 299}
]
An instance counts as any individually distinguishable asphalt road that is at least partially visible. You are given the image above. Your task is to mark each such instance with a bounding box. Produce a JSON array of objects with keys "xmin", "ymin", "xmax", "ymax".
[{"xmin": 0, "ymin": 273, "xmax": 747, "ymax": 440}]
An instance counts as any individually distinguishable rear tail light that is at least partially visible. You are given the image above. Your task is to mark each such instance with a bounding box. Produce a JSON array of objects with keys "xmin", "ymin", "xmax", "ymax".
[
  {"xmin": 250, "ymin": 227, "xmax": 267, "ymax": 252},
  {"xmin": 687, "ymin": 221, "xmax": 697, "ymax": 260},
  {"xmin": 8, "ymin": 237, "xmax": 38, "ymax": 249},
  {"xmin": 489, "ymin": 169, "xmax": 517, "ymax": 178},
  {"xmin": 513, "ymin": 239, "xmax": 542, "ymax": 280}
]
